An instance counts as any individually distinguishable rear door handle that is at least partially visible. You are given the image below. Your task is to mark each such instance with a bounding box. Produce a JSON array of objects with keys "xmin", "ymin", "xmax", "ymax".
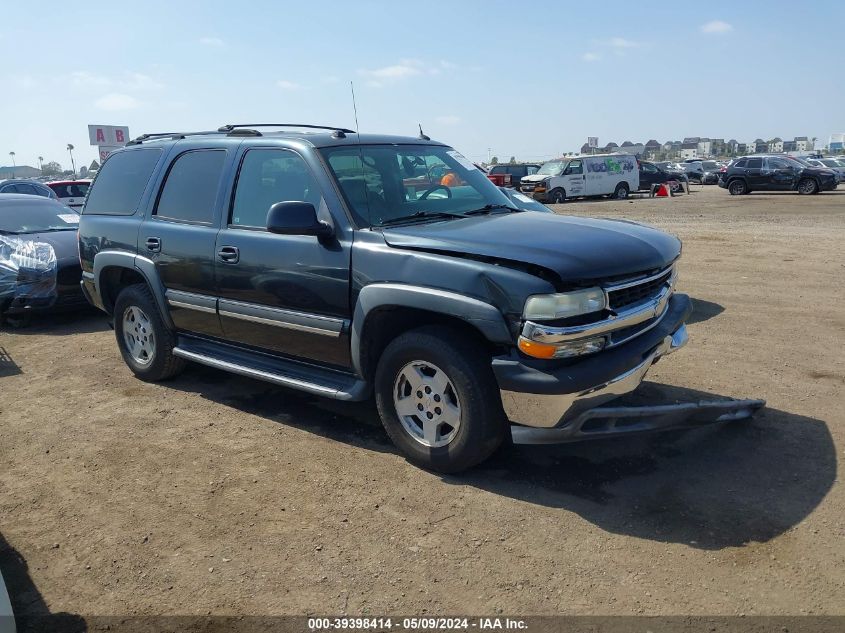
[
  {"xmin": 145, "ymin": 237, "xmax": 161, "ymax": 253},
  {"xmin": 217, "ymin": 246, "xmax": 240, "ymax": 264}
]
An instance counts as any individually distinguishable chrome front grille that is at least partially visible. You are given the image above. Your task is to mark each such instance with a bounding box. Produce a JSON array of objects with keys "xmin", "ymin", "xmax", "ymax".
[{"xmin": 607, "ymin": 267, "xmax": 674, "ymax": 311}]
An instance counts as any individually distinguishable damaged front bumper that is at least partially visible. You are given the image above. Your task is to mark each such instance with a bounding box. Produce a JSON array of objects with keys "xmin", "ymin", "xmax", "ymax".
[{"xmin": 493, "ymin": 293, "xmax": 764, "ymax": 442}]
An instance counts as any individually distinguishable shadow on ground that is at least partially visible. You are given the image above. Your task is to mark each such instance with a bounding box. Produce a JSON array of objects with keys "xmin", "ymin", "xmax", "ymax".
[
  {"xmin": 0, "ymin": 346, "xmax": 21, "ymax": 377},
  {"xmin": 687, "ymin": 297, "xmax": 725, "ymax": 324},
  {"xmin": 169, "ymin": 366, "xmax": 834, "ymax": 551},
  {"xmin": 0, "ymin": 532, "xmax": 85, "ymax": 632},
  {"xmin": 0, "ymin": 308, "xmax": 107, "ymax": 336}
]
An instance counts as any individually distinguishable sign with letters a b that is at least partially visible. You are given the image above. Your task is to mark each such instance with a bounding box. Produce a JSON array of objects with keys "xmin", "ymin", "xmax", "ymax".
[{"xmin": 88, "ymin": 125, "xmax": 130, "ymax": 146}]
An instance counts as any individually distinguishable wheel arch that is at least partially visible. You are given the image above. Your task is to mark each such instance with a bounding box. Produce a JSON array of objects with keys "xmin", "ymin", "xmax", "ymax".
[
  {"xmin": 93, "ymin": 251, "xmax": 173, "ymax": 328},
  {"xmin": 351, "ymin": 284, "xmax": 513, "ymax": 380}
]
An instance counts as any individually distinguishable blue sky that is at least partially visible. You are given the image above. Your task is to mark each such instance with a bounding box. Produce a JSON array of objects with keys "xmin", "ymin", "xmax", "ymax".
[{"xmin": 1, "ymin": 0, "xmax": 843, "ymax": 168}]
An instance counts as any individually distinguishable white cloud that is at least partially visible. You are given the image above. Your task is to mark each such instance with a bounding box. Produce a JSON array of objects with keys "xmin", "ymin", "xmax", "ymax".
[
  {"xmin": 199, "ymin": 36, "xmax": 224, "ymax": 47},
  {"xmin": 582, "ymin": 52, "xmax": 601, "ymax": 62},
  {"xmin": 362, "ymin": 63, "xmax": 422, "ymax": 80},
  {"xmin": 123, "ymin": 72, "xmax": 164, "ymax": 91},
  {"xmin": 435, "ymin": 115, "xmax": 460, "ymax": 125},
  {"xmin": 71, "ymin": 71, "xmax": 111, "ymax": 87},
  {"xmin": 277, "ymin": 80, "xmax": 303, "ymax": 90},
  {"xmin": 603, "ymin": 37, "xmax": 641, "ymax": 48},
  {"xmin": 701, "ymin": 20, "xmax": 733, "ymax": 34},
  {"xmin": 94, "ymin": 93, "xmax": 141, "ymax": 111}
]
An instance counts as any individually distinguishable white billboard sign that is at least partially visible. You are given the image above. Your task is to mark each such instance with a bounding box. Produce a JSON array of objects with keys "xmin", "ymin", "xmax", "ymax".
[
  {"xmin": 88, "ymin": 125, "xmax": 130, "ymax": 146},
  {"xmin": 588, "ymin": 136, "xmax": 598, "ymax": 148},
  {"xmin": 98, "ymin": 146, "xmax": 121, "ymax": 162}
]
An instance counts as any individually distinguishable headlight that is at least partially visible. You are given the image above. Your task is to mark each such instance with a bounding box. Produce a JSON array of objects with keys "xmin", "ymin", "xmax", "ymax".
[{"xmin": 523, "ymin": 287, "xmax": 606, "ymax": 320}]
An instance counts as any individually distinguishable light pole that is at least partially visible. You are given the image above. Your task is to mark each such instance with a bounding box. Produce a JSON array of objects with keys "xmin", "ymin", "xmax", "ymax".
[
  {"xmin": 38, "ymin": 156, "xmax": 44, "ymax": 172},
  {"xmin": 8, "ymin": 151, "xmax": 15, "ymax": 178},
  {"xmin": 67, "ymin": 144, "xmax": 76, "ymax": 179}
]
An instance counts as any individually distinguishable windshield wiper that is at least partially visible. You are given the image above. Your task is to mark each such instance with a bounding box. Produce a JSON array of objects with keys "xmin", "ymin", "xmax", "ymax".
[
  {"xmin": 379, "ymin": 210, "xmax": 467, "ymax": 226},
  {"xmin": 463, "ymin": 204, "xmax": 521, "ymax": 216}
]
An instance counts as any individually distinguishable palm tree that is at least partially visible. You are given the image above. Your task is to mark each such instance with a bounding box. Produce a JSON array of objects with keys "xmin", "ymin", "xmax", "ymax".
[
  {"xmin": 8, "ymin": 151, "xmax": 15, "ymax": 178},
  {"xmin": 38, "ymin": 155, "xmax": 44, "ymax": 171}
]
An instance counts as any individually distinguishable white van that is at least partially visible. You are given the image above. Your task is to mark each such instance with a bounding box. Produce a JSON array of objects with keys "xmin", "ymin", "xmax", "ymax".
[{"xmin": 519, "ymin": 154, "xmax": 639, "ymax": 203}]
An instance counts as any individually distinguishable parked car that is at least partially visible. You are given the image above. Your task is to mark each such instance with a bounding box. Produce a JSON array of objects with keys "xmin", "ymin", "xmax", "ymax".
[
  {"xmin": 46, "ymin": 179, "xmax": 92, "ymax": 210},
  {"xmin": 77, "ymin": 124, "xmax": 759, "ymax": 473},
  {"xmin": 486, "ymin": 163, "xmax": 540, "ymax": 188},
  {"xmin": 520, "ymin": 154, "xmax": 639, "ymax": 202},
  {"xmin": 718, "ymin": 155, "xmax": 838, "ymax": 195},
  {"xmin": 0, "ymin": 179, "xmax": 59, "ymax": 200},
  {"xmin": 498, "ymin": 186, "xmax": 553, "ymax": 212},
  {"xmin": 0, "ymin": 194, "xmax": 86, "ymax": 324},
  {"xmin": 681, "ymin": 161, "xmax": 705, "ymax": 183},
  {"xmin": 638, "ymin": 161, "xmax": 688, "ymax": 193},
  {"xmin": 699, "ymin": 160, "xmax": 722, "ymax": 184},
  {"xmin": 814, "ymin": 159, "xmax": 845, "ymax": 182}
]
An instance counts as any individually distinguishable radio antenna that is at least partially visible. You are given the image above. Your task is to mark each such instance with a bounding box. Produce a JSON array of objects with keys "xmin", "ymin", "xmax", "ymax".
[{"xmin": 350, "ymin": 81, "xmax": 362, "ymax": 143}]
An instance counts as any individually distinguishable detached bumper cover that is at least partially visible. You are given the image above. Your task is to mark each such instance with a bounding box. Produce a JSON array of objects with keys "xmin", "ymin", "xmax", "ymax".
[{"xmin": 493, "ymin": 294, "xmax": 692, "ymax": 428}]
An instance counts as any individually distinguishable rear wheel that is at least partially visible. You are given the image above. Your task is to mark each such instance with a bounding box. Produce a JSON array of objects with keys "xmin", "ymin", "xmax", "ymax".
[
  {"xmin": 797, "ymin": 178, "xmax": 818, "ymax": 195},
  {"xmin": 613, "ymin": 182, "xmax": 630, "ymax": 199},
  {"xmin": 728, "ymin": 179, "xmax": 747, "ymax": 196},
  {"xmin": 549, "ymin": 188, "xmax": 566, "ymax": 203},
  {"xmin": 114, "ymin": 284, "xmax": 185, "ymax": 382},
  {"xmin": 374, "ymin": 326, "xmax": 508, "ymax": 473}
]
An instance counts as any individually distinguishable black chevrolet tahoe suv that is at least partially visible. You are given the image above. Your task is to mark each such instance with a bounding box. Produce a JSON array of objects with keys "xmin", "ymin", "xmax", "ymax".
[
  {"xmin": 78, "ymin": 124, "xmax": 694, "ymax": 473},
  {"xmin": 719, "ymin": 155, "xmax": 838, "ymax": 195}
]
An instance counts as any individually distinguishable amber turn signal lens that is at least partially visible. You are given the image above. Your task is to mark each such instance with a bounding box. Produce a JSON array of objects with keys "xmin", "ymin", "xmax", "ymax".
[{"xmin": 518, "ymin": 337, "xmax": 557, "ymax": 359}]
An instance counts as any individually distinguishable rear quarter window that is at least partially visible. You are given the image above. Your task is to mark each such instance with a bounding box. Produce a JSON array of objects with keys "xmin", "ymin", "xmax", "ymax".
[{"xmin": 83, "ymin": 149, "xmax": 162, "ymax": 215}]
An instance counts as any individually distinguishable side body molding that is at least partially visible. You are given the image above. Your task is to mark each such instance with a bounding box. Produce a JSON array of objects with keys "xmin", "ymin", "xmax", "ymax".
[
  {"xmin": 350, "ymin": 283, "xmax": 513, "ymax": 377},
  {"xmin": 92, "ymin": 251, "xmax": 174, "ymax": 328}
]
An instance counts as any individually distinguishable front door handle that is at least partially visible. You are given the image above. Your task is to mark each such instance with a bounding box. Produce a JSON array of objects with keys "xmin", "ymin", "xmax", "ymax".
[
  {"xmin": 145, "ymin": 237, "xmax": 161, "ymax": 253},
  {"xmin": 217, "ymin": 246, "xmax": 240, "ymax": 264}
]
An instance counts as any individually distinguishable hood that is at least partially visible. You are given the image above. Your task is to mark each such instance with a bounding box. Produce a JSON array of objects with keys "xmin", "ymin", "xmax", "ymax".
[
  {"xmin": 803, "ymin": 167, "xmax": 837, "ymax": 178},
  {"xmin": 380, "ymin": 212, "xmax": 681, "ymax": 284},
  {"xmin": 521, "ymin": 173, "xmax": 555, "ymax": 183}
]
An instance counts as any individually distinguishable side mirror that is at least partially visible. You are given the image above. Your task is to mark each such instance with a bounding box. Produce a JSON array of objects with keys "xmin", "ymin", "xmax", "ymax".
[{"xmin": 266, "ymin": 201, "xmax": 333, "ymax": 239}]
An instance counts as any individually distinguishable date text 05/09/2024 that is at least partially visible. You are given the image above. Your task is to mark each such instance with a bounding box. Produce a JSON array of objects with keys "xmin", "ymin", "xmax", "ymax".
[{"xmin": 307, "ymin": 618, "xmax": 528, "ymax": 630}]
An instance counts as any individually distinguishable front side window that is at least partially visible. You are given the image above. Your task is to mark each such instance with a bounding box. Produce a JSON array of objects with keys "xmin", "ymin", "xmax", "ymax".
[
  {"xmin": 230, "ymin": 149, "xmax": 322, "ymax": 228},
  {"xmin": 321, "ymin": 145, "xmax": 513, "ymax": 227},
  {"xmin": 642, "ymin": 162, "xmax": 658, "ymax": 173},
  {"xmin": 155, "ymin": 150, "xmax": 226, "ymax": 224},
  {"xmin": 84, "ymin": 149, "xmax": 162, "ymax": 215},
  {"xmin": 564, "ymin": 160, "xmax": 583, "ymax": 175}
]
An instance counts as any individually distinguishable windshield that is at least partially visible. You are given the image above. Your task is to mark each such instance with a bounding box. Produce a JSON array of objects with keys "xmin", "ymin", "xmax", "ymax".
[
  {"xmin": 320, "ymin": 144, "xmax": 514, "ymax": 227},
  {"xmin": 536, "ymin": 160, "xmax": 565, "ymax": 176},
  {"xmin": 821, "ymin": 160, "xmax": 841, "ymax": 168},
  {"xmin": 788, "ymin": 157, "xmax": 811, "ymax": 167},
  {"xmin": 0, "ymin": 202, "xmax": 79, "ymax": 233}
]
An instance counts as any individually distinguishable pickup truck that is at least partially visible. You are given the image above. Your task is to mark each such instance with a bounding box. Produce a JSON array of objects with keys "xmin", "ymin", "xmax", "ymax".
[
  {"xmin": 77, "ymin": 124, "xmax": 761, "ymax": 472},
  {"xmin": 486, "ymin": 163, "xmax": 540, "ymax": 188}
]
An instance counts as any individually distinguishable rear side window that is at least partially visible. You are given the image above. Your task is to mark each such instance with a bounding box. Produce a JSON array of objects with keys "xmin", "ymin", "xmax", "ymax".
[
  {"xmin": 746, "ymin": 158, "xmax": 762, "ymax": 169},
  {"xmin": 489, "ymin": 166, "xmax": 506, "ymax": 174},
  {"xmin": 13, "ymin": 183, "xmax": 37, "ymax": 194},
  {"xmin": 733, "ymin": 159, "xmax": 747, "ymax": 168},
  {"xmin": 155, "ymin": 150, "xmax": 226, "ymax": 224},
  {"xmin": 84, "ymin": 149, "xmax": 162, "ymax": 215}
]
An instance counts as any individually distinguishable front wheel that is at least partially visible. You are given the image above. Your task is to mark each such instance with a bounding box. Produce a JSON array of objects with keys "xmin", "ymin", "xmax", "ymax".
[
  {"xmin": 797, "ymin": 178, "xmax": 818, "ymax": 195},
  {"xmin": 114, "ymin": 284, "xmax": 185, "ymax": 382},
  {"xmin": 549, "ymin": 188, "xmax": 566, "ymax": 204},
  {"xmin": 374, "ymin": 326, "xmax": 508, "ymax": 473},
  {"xmin": 613, "ymin": 182, "xmax": 630, "ymax": 199},
  {"xmin": 728, "ymin": 179, "xmax": 747, "ymax": 195}
]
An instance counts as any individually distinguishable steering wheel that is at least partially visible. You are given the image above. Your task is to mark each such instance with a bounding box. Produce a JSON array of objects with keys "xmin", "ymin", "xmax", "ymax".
[{"xmin": 419, "ymin": 184, "xmax": 452, "ymax": 200}]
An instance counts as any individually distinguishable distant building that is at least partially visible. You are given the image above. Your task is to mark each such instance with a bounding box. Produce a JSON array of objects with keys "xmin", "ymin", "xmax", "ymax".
[
  {"xmin": 736, "ymin": 143, "xmax": 748, "ymax": 154},
  {"xmin": 768, "ymin": 137, "xmax": 784, "ymax": 153},
  {"xmin": 829, "ymin": 133, "xmax": 844, "ymax": 152},
  {"xmin": 680, "ymin": 142, "xmax": 698, "ymax": 159},
  {"xmin": 794, "ymin": 137, "xmax": 813, "ymax": 152},
  {"xmin": 697, "ymin": 138, "xmax": 712, "ymax": 156},
  {"xmin": 783, "ymin": 140, "xmax": 797, "ymax": 152},
  {"xmin": 727, "ymin": 139, "xmax": 739, "ymax": 154},
  {"xmin": 644, "ymin": 139, "xmax": 661, "ymax": 158},
  {"xmin": 749, "ymin": 139, "xmax": 767, "ymax": 154}
]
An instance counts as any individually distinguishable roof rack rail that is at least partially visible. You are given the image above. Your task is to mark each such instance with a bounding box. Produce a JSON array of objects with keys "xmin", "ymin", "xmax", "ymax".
[
  {"xmin": 126, "ymin": 130, "xmax": 219, "ymax": 146},
  {"xmin": 217, "ymin": 123, "xmax": 356, "ymax": 134}
]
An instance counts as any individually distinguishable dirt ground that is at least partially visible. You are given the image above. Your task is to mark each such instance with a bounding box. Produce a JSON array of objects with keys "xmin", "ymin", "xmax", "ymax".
[{"xmin": 1, "ymin": 185, "xmax": 844, "ymax": 619}]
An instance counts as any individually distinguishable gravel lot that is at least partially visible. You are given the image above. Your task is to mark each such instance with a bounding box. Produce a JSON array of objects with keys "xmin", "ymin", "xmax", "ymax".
[{"xmin": 1, "ymin": 185, "xmax": 843, "ymax": 619}]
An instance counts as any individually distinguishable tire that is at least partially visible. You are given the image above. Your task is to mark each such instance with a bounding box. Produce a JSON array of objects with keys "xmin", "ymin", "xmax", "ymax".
[
  {"xmin": 728, "ymin": 179, "xmax": 747, "ymax": 196},
  {"xmin": 374, "ymin": 325, "xmax": 508, "ymax": 473},
  {"xmin": 613, "ymin": 182, "xmax": 630, "ymax": 199},
  {"xmin": 549, "ymin": 188, "xmax": 566, "ymax": 204},
  {"xmin": 797, "ymin": 178, "xmax": 818, "ymax": 195},
  {"xmin": 113, "ymin": 283, "xmax": 185, "ymax": 382}
]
